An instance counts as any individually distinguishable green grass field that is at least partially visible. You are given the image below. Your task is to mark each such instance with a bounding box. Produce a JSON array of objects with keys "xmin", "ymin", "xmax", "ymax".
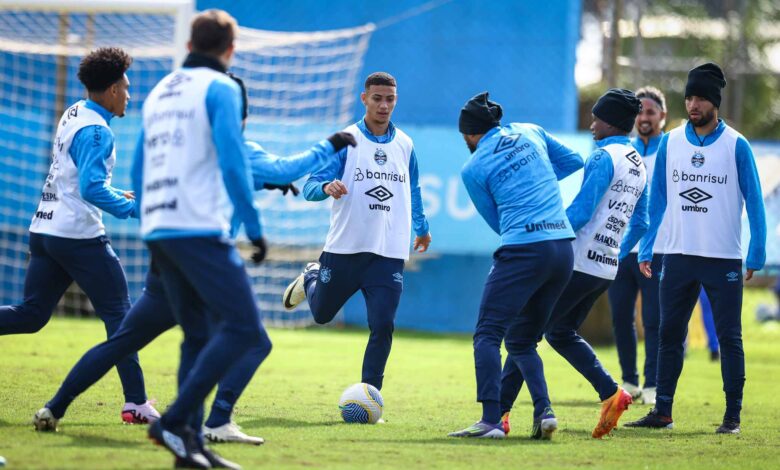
[{"xmin": 1, "ymin": 289, "xmax": 779, "ymax": 469}]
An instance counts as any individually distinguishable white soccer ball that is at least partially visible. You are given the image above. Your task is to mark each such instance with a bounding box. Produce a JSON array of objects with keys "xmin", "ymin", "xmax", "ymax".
[
  {"xmin": 755, "ymin": 303, "xmax": 778, "ymax": 323},
  {"xmin": 338, "ymin": 383, "xmax": 383, "ymax": 424}
]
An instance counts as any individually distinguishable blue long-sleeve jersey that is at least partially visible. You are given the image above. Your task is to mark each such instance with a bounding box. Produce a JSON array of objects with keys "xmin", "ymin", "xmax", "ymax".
[
  {"xmin": 461, "ymin": 123, "xmax": 584, "ymax": 245},
  {"xmin": 132, "ymin": 73, "xmax": 262, "ymax": 240},
  {"xmin": 70, "ymin": 100, "xmax": 137, "ymax": 219},
  {"xmin": 566, "ymin": 135, "xmax": 649, "ymax": 258},
  {"xmin": 228, "ymin": 139, "xmax": 337, "ymax": 236},
  {"xmin": 302, "ymin": 119, "xmax": 430, "ymax": 237},
  {"xmin": 638, "ymin": 120, "xmax": 766, "ymax": 269}
]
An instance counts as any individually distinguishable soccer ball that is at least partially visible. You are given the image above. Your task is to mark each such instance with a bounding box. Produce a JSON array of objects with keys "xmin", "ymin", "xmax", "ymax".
[{"xmin": 338, "ymin": 383, "xmax": 383, "ymax": 424}]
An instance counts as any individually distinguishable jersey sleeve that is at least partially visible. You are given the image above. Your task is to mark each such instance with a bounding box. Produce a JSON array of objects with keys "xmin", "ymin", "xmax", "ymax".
[
  {"xmin": 462, "ymin": 162, "xmax": 500, "ymax": 235},
  {"xmin": 247, "ymin": 139, "xmax": 335, "ymax": 189},
  {"xmin": 618, "ymin": 185, "xmax": 649, "ymax": 259},
  {"xmin": 638, "ymin": 133, "xmax": 670, "ymax": 263},
  {"xmin": 736, "ymin": 136, "xmax": 767, "ymax": 270},
  {"xmin": 206, "ymin": 78, "xmax": 262, "ymax": 239},
  {"xmin": 409, "ymin": 148, "xmax": 430, "ymax": 236},
  {"xmin": 303, "ymin": 146, "xmax": 348, "ymax": 201},
  {"xmin": 542, "ymin": 127, "xmax": 585, "ymax": 180},
  {"xmin": 565, "ymin": 149, "xmax": 613, "ymax": 233},
  {"xmin": 71, "ymin": 125, "xmax": 137, "ymax": 219}
]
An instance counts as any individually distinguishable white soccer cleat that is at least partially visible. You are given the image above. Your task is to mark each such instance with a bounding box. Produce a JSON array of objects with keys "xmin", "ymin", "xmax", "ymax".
[
  {"xmin": 121, "ymin": 400, "xmax": 161, "ymax": 424},
  {"xmin": 641, "ymin": 387, "xmax": 656, "ymax": 405},
  {"xmin": 622, "ymin": 382, "xmax": 642, "ymax": 400},
  {"xmin": 204, "ymin": 421, "xmax": 265, "ymax": 445},
  {"xmin": 282, "ymin": 262, "xmax": 319, "ymax": 311},
  {"xmin": 33, "ymin": 407, "xmax": 58, "ymax": 432}
]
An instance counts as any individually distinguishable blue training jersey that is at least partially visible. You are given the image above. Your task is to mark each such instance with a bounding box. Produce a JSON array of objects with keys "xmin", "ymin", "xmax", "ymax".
[{"xmin": 461, "ymin": 123, "xmax": 584, "ymax": 246}]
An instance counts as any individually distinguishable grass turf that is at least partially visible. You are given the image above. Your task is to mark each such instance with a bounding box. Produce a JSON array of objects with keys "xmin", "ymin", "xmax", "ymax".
[{"xmin": 0, "ymin": 289, "xmax": 778, "ymax": 469}]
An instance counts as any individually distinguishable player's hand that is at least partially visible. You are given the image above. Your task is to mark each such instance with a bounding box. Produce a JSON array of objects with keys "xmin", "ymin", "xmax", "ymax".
[
  {"xmin": 263, "ymin": 183, "xmax": 300, "ymax": 196},
  {"xmin": 324, "ymin": 180, "xmax": 348, "ymax": 199},
  {"xmin": 745, "ymin": 269, "xmax": 755, "ymax": 281},
  {"xmin": 327, "ymin": 131, "xmax": 357, "ymax": 152},
  {"xmin": 413, "ymin": 233, "xmax": 432, "ymax": 253},
  {"xmin": 250, "ymin": 237, "xmax": 267, "ymax": 264},
  {"xmin": 122, "ymin": 191, "xmax": 135, "ymax": 200},
  {"xmin": 639, "ymin": 261, "xmax": 652, "ymax": 279}
]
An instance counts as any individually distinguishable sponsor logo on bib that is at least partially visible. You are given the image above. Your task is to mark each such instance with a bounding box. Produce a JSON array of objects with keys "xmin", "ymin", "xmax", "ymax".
[{"xmin": 679, "ymin": 187, "xmax": 712, "ymax": 213}]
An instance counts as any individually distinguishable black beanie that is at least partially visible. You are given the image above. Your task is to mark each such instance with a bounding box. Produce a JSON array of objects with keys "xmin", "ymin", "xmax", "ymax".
[
  {"xmin": 685, "ymin": 62, "xmax": 726, "ymax": 108},
  {"xmin": 592, "ymin": 88, "xmax": 642, "ymax": 132},
  {"xmin": 459, "ymin": 92, "xmax": 503, "ymax": 135}
]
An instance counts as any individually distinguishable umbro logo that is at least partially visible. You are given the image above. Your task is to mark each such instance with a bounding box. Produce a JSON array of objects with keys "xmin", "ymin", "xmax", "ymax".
[
  {"xmin": 493, "ymin": 134, "xmax": 520, "ymax": 154},
  {"xmin": 679, "ymin": 187, "xmax": 712, "ymax": 205},
  {"xmin": 625, "ymin": 150, "xmax": 641, "ymax": 167},
  {"xmin": 365, "ymin": 185, "xmax": 393, "ymax": 202}
]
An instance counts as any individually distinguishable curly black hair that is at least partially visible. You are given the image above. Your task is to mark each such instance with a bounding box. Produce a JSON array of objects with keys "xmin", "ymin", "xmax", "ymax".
[{"xmin": 77, "ymin": 47, "xmax": 132, "ymax": 92}]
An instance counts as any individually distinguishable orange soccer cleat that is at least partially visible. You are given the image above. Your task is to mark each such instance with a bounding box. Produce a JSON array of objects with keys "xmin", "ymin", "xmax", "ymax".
[{"xmin": 592, "ymin": 387, "xmax": 633, "ymax": 438}]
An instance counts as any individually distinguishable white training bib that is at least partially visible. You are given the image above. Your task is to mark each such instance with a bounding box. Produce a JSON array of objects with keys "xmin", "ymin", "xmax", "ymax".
[
  {"xmin": 140, "ymin": 67, "xmax": 231, "ymax": 237},
  {"xmin": 323, "ymin": 124, "xmax": 413, "ymax": 260},
  {"xmin": 572, "ymin": 143, "xmax": 647, "ymax": 279},
  {"xmin": 662, "ymin": 125, "xmax": 743, "ymax": 259},
  {"xmin": 29, "ymin": 101, "xmax": 114, "ymax": 239}
]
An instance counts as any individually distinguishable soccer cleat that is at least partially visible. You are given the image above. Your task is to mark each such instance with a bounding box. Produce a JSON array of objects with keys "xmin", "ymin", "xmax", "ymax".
[
  {"xmin": 530, "ymin": 407, "xmax": 557, "ymax": 440},
  {"xmin": 624, "ymin": 409, "xmax": 673, "ymax": 429},
  {"xmin": 448, "ymin": 420, "xmax": 506, "ymax": 439},
  {"xmin": 641, "ymin": 387, "xmax": 656, "ymax": 405},
  {"xmin": 198, "ymin": 445, "xmax": 242, "ymax": 470},
  {"xmin": 282, "ymin": 262, "xmax": 319, "ymax": 311},
  {"xmin": 204, "ymin": 422, "xmax": 264, "ymax": 445},
  {"xmin": 592, "ymin": 387, "xmax": 633, "ymax": 438},
  {"xmin": 122, "ymin": 400, "xmax": 161, "ymax": 425},
  {"xmin": 32, "ymin": 407, "xmax": 58, "ymax": 432},
  {"xmin": 148, "ymin": 420, "xmax": 210, "ymax": 469},
  {"xmin": 622, "ymin": 382, "xmax": 642, "ymax": 400},
  {"xmin": 710, "ymin": 350, "xmax": 721, "ymax": 362},
  {"xmin": 501, "ymin": 411, "xmax": 511, "ymax": 435},
  {"xmin": 715, "ymin": 419, "xmax": 740, "ymax": 434}
]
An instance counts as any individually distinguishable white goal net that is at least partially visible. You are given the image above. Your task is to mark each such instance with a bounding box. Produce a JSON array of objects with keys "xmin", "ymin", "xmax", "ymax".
[{"xmin": 0, "ymin": 1, "xmax": 374, "ymax": 326}]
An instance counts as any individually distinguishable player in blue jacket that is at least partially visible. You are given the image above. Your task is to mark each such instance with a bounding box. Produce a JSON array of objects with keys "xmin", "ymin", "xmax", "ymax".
[
  {"xmin": 498, "ymin": 89, "xmax": 647, "ymax": 439},
  {"xmin": 448, "ymin": 92, "xmax": 583, "ymax": 440},
  {"xmin": 627, "ymin": 63, "xmax": 766, "ymax": 434},
  {"xmin": 33, "ymin": 72, "xmax": 350, "ymax": 448},
  {"xmin": 0, "ymin": 47, "xmax": 158, "ymax": 426}
]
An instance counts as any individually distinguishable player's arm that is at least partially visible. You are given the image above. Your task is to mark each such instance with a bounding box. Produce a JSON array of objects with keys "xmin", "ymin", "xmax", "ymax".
[
  {"xmin": 540, "ymin": 126, "xmax": 585, "ymax": 180},
  {"xmin": 207, "ymin": 78, "xmax": 263, "ymax": 241},
  {"xmin": 462, "ymin": 163, "xmax": 500, "ymax": 235},
  {"xmin": 247, "ymin": 131, "xmax": 354, "ymax": 189},
  {"xmin": 618, "ymin": 186, "xmax": 649, "ymax": 259},
  {"xmin": 72, "ymin": 125, "xmax": 138, "ymax": 219},
  {"xmin": 638, "ymin": 134, "xmax": 670, "ymax": 277},
  {"xmin": 302, "ymin": 146, "xmax": 348, "ymax": 201},
  {"xmin": 736, "ymin": 136, "xmax": 767, "ymax": 280},
  {"xmin": 131, "ymin": 130, "xmax": 145, "ymax": 212},
  {"xmin": 409, "ymin": 148, "xmax": 431, "ymax": 252},
  {"xmin": 565, "ymin": 149, "xmax": 613, "ymax": 233}
]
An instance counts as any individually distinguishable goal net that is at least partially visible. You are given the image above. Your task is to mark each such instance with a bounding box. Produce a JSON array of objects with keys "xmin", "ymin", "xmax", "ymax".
[{"xmin": 0, "ymin": 0, "xmax": 375, "ymax": 326}]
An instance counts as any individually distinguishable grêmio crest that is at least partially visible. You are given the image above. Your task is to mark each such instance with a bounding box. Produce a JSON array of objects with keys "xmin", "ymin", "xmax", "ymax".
[{"xmin": 691, "ymin": 151, "xmax": 705, "ymax": 168}]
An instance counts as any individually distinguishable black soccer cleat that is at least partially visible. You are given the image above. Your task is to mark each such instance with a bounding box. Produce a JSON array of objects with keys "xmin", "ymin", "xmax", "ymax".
[
  {"xmin": 148, "ymin": 420, "xmax": 210, "ymax": 469},
  {"xmin": 715, "ymin": 419, "xmax": 740, "ymax": 434},
  {"xmin": 199, "ymin": 444, "xmax": 242, "ymax": 469},
  {"xmin": 624, "ymin": 409, "xmax": 674, "ymax": 429},
  {"xmin": 530, "ymin": 406, "xmax": 558, "ymax": 440}
]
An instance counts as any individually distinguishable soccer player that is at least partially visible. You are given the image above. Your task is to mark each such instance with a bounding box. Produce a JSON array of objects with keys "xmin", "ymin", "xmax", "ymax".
[
  {"xmin": 32, "ymin": 72, "xmax": 352, "ymax": 446},
  {"xmin": 498, "ymin": 89, "xmax": 647, "ymax": 439},
  {"xmin": 282, "ymin": 72, "xmax": 431, "ymax": 397},
  {"xmin": 448, "ymin": 92, "xmax": 583, "ymax": 439},
  {"xmin": 0, "ymin": 47, "xmax": 158, "ymax": 425},
  {"xmin": 133, "ymin": 10, "xmax": 268, "ymax": 468},
  {"xmin": 626, "ymin": 63, "xmax": 766, "ymax": 434},
  {"xmin": 607, "ymin": 86, "xmax": 668, "ymax": 405}
]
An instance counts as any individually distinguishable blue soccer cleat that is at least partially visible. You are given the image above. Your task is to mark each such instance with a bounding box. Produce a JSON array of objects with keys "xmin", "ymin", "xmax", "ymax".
[
  {"xmin": 531, "ymin": 407, "xmax": 558, "ymax": 440},
  {"xmin": 448, "ymin": 420, "xmax": 506, "ymax": 439}
]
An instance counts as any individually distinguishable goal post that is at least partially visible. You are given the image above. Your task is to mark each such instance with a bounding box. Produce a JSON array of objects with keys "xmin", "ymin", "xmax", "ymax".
[{"xmin": 0, "ymin": 1, "xmax": 375, "ymax": 326}]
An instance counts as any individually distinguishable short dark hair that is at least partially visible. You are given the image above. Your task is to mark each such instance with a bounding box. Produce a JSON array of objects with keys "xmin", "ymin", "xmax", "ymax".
[
  {"xmin": 636, "ymin": 86, "xmax": 666, "ymax": 112},
  {"xmin": 190, "ymin": 9, "xmax": 238, "ymax": 56},
  {"xmin": 364, "ymin": 72, "xmax": 396, "ymax": 90},
  {"xmin": 77, "ymin": 47, "xmax": 132, "ymax": 92}
]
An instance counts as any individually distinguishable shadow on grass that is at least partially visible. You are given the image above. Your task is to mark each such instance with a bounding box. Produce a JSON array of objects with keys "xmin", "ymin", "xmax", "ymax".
[
  {"xmin": 56, "ymin": 432, "xmax": 149, "ymax": 449},
  {"xmin": 238, "ymin": 416, "xmax": 341, "ymax": 428},
  {"xmin": 551, "ymin": 399, "xmax": 600, "ymax": 408}
]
